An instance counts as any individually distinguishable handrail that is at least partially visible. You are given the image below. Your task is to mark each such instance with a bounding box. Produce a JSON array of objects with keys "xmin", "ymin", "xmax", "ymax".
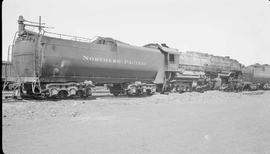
[
  {"xmin": 12, "ymin": 31, "xmax": 18, "ymax": 45},
  {"xmin": 43, "ymin": 30, "xmax": 93, "ymax": 43},
  {"xmin": 5, "ymin": 31, "xmax": 18, "ymax": 63},
  {"xmin": 7, "ymin": 45, "xmax": 12, "ymax": 62},
  {"xmin": 19, "ymin": 16, "xmax": 94, "ymax": 44}
]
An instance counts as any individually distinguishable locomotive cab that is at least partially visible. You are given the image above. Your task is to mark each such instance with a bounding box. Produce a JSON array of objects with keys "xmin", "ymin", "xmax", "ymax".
[
  {"xmin": 165, "ymin": 53, "xmax": 179, "ymax": 71},
  {"xmin": 143, "ymin": 43, "xmax": 179, "ymax": 72}
]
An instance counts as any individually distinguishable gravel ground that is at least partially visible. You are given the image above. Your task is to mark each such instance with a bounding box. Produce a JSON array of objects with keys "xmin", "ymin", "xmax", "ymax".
[{"xmin": 2, "ymin": 91, "xmax": 270, "ymax": 154}]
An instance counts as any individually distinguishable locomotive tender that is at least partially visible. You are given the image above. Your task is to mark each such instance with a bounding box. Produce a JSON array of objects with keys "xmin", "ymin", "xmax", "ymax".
[{"xmin": 10, "ymin": 16, "xmax": 179, "ymax": 98}]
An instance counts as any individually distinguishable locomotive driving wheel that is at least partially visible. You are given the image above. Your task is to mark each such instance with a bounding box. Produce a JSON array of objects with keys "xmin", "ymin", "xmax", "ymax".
[
  {"xmin": 85, "ymin": 88, "xmax": 92, "ymax": 97},
  {"xmin": 76, "ymin": 90, "xmax": 84, "ymax": 98}
]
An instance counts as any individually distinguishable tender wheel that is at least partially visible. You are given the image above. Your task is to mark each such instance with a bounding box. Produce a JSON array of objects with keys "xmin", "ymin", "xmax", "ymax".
[
  {"xmin": 57, "ymin": 90, "xmax": 68, "ymax": 99},
  {"xmin": 146, "ymin": 90, "xmax": 153, "ymax": 96},
  {"xmin": 127, "ymin": 91, "xmax": 133, "ymax": 97},
  {"xmin": 85, "ymin": 88, "xmax": 92, "ymax": 97},
  {"xmin": 113, "ymin": 92, "xmax": 120, "ymax": 96},
  {"xmin": 13, "ymin": 87, "xmax": 22, "ymax": 100}
]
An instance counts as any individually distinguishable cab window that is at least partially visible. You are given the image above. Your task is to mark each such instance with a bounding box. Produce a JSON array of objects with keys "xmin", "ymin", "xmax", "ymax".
[{"xmin": 169, "ymin": 54, "xmax": 175, "ymax": 63}]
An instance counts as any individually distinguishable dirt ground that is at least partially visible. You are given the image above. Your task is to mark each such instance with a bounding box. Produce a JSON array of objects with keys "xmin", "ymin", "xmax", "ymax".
[{"xmin": 2, "ymin": 91, "xmax": 270, "ymax": 154}]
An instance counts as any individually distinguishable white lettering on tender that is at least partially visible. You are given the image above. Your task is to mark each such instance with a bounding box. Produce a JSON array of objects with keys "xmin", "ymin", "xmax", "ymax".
[{"xmin": 82, "ymin": 55, "xmax": 147, "ymax": 66}]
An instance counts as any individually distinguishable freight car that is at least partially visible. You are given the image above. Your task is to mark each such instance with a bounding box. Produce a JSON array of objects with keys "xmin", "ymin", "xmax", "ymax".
[
  {"xmin": 2, "ymin": 61, "xmax": 15, "ymax": 90},
  {"xmin": 9, "ymin": 16, "xmax": 180, "ymax": 98},
  {"xmin": 242, "ymin": 64, "xmax": 270, "ymax": 90}
]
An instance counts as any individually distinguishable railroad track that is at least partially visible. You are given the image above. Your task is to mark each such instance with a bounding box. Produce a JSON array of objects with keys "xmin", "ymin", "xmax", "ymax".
[{"xmin": 2, "ymin": 87, "xmax": 111, "ymax": 102}]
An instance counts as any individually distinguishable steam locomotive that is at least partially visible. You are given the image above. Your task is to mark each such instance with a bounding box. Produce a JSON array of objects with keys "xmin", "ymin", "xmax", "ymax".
[{"xmin": 3, "ymin": 16, "xmax": 270, "ymax": 99}]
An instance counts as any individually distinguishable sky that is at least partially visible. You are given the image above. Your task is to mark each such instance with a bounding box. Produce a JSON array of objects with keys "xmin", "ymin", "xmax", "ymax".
[{"xmin": 2, "ymin": 0, "xmax": 270, "ymax": 66}]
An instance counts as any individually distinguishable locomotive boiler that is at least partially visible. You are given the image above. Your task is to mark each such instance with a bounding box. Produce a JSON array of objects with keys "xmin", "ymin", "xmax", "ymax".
[
  {"xmin": 179, "ymin": 51, "xmax": 242, "ymax": 77},
  {"xmin": 10, "ymin": 16, "xmax": 179, "ymax": 98}
]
